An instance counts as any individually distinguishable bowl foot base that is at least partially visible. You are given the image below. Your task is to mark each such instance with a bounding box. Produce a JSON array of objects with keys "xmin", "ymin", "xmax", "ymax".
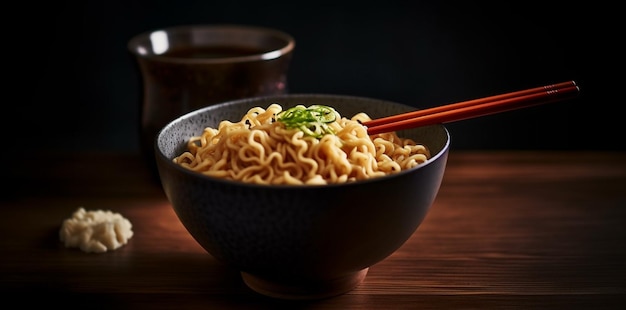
[{"xmin": 241, "ymin": 267, "xmax": 369, "ymax": 300}]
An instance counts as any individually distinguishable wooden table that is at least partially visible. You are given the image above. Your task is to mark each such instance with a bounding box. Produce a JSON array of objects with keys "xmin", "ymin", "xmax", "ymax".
[{"xmin": 2, "ymin": 151, "xmax": 625, "ymax": 309}]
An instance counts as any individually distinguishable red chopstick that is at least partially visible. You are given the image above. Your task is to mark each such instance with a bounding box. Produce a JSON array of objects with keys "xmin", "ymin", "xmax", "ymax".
[{"xmin": 364, "ymin": 81, "xmax": 580, "ymax": 135}]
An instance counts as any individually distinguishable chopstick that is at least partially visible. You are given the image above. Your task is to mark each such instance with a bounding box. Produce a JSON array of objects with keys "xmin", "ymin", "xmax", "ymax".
[{"xmin": 364, "ymin": 80, "xmax": 580, "ymax": 135}]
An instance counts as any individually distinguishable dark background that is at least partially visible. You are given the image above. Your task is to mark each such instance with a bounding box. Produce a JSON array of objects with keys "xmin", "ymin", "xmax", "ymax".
[{"xmin": 9, "ymin": 1, "xmax": 622, "ymax": 153}]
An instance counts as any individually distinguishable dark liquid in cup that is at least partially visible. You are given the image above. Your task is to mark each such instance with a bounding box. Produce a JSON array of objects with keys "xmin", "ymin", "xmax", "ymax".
[{"xmin": 162, "ymin": 46, "xmax": 269, "ymax": 59}]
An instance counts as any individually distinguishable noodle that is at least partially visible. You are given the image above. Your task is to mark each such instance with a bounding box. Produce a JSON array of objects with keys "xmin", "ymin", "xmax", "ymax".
[{"xmin": 173, "ymin": 103, "xmax": 430, "ymax": 185}]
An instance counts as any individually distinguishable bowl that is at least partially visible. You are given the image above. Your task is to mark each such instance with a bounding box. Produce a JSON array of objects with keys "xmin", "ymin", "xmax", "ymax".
[{"xmin": 155, "ymin": 94, "xmax": 450, "ymax": 300}]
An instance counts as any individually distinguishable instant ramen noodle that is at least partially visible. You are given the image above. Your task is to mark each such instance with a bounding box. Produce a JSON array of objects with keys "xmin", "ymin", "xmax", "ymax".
[{"xmin": 173, "ymin": 104, "xmax": 430, "ymax": 185}]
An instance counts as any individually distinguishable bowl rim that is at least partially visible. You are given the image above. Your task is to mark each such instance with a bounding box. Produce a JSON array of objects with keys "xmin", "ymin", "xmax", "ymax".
[{"xmin": 155, "ymin": 93, "xmax": 450, "ymax": 189}]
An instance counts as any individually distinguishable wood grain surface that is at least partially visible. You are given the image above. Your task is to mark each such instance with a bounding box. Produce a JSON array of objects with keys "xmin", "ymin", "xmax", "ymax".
[{"xmin": 2, "ymin": 151, "xmax": 625, "ymax": 309}]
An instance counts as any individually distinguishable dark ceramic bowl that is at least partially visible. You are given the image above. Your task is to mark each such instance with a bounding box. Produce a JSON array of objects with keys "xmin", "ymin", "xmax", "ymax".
[{"xmin": 155, "ymin": 94, "xmax": 450, "ymax": 300}]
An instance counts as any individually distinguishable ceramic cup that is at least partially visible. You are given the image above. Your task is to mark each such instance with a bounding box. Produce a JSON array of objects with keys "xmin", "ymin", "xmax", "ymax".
[{"xmin": 128, "ymin": 24, "xmax": 295, "ymax": 177}]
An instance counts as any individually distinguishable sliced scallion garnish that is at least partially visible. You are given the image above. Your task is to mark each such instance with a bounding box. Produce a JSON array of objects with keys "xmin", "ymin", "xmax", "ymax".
[{"xmin": 276, "ymin": 105, "xmax": 339, "ymax": 138}]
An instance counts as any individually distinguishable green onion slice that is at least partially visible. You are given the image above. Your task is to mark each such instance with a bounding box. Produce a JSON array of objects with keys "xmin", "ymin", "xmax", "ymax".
[{"xmin": 276, "ymin": 104, "xmax": 339, "ymax": 138}]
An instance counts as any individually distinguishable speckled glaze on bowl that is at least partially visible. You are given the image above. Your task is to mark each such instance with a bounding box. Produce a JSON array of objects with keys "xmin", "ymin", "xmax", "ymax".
[{"xmin": 155, "ymin": 94, "xmax": 450, "ymax": 300}]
